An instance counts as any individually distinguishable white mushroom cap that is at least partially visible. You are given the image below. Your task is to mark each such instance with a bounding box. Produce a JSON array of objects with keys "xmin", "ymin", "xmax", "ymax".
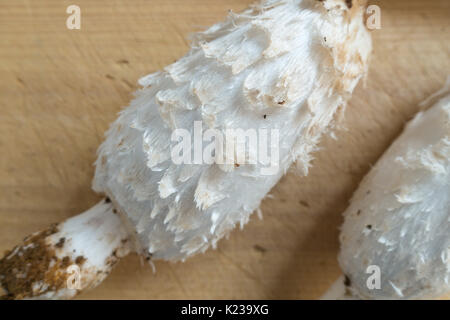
[
  {"xmin": 93, "ymin": 0, "xmax": 371, "ymax": 261},
  {"xmin": 338, "ymin": 90, "xmax": 450, "ymax": 299}
]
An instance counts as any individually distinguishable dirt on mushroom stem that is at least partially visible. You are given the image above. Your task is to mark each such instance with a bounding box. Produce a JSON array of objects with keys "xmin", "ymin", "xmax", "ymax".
[
  {"xmin": 0, "ymin": 223, "xmax": 85, "ymax": 300},
  {"xmin": 0, "ymin": 199, "xmax": 130, "ymax": 300}
]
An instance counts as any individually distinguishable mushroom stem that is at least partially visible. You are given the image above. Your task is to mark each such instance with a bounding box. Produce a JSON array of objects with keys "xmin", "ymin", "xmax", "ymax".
[{"xmin": 0, "ymin": 199, "xmax": 131, "ymax": 300}]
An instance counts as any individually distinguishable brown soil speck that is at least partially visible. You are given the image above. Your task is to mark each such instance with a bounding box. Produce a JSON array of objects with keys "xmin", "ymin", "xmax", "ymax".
[
  {"xmin": 346, "ymin": 0, "xmax": 353, "ymax": 9},
  {"xmin": 105, "ymin": 251, "xmax": 121, "ymax": 268},
  {"xmin": 55, "ymin": 237, "xmax": 66, "ymax": 248},
  {"xmin": 343, "ymin": 275, "xmax": 353, "ymax": 297},
  {"xmin": 61, "ymin": 257, "xmax": 71, "ymax": 268},
  {"xmin": 75, "ymin": 256, "xmax": 86, "ymax": 266},
  {"xmin": 344, "ymin": 275, "xmax": 351, "ymax": 287}
]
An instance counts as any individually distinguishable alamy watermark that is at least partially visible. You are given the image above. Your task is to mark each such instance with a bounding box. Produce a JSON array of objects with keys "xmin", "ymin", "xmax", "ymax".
[
  {"xmin": 366, "ymin": 4, "xmax": 381, "ymax": 30},
  {"xmin": 171, "ymin": 121, "xmax": 280, "ymax": 176},
  {"xmin": 66, "ymin": 3, "xmax": 382, "ymax": 31},
  {"xmin": 66, "ymin": 264, "xmax": 82, "ymax": 290},
  {"xmin": 66, "ymin": 5, "xmax": 81, "ymax": 30},
  {"xmin": 366, "ymin": 265, "xmax": 381, "ymax": 290}
]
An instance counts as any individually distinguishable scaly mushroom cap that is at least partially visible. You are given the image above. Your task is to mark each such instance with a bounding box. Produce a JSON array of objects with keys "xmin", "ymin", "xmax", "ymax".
[
  {"xmin": 93, "ymin": 0, "xmax": 371, "ymax": 261},
  {"xmin": 339, "ymin": 91, "xmax": 450, "ymax": 299}
]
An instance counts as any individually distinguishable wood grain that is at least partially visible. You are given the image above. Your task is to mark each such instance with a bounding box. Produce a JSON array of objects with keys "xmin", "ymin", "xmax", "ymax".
[{"xmin": 0, "ymin": 0, "xmax": 449, "ymax": 299}]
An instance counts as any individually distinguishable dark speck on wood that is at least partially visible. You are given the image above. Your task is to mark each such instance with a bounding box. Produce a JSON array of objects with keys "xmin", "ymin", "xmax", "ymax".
[
  {"xmin": 253, "ymin": 244, "xmax": 267, "ymax": 253},
  {"xmin": 299, "ymin": 200, "xmax": 310, "ymax": 208}
]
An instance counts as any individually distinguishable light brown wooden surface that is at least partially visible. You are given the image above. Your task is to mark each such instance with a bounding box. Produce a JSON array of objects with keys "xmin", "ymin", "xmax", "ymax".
[{"xmin": 0, "ymin": 0, "xmax": 449, "ymax": 299}]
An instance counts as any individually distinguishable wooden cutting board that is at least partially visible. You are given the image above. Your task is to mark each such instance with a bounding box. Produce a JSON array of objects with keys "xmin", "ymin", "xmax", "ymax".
[{"xmin": 0, "ymin": 0, "xmax": 448, "ymax": 299}]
